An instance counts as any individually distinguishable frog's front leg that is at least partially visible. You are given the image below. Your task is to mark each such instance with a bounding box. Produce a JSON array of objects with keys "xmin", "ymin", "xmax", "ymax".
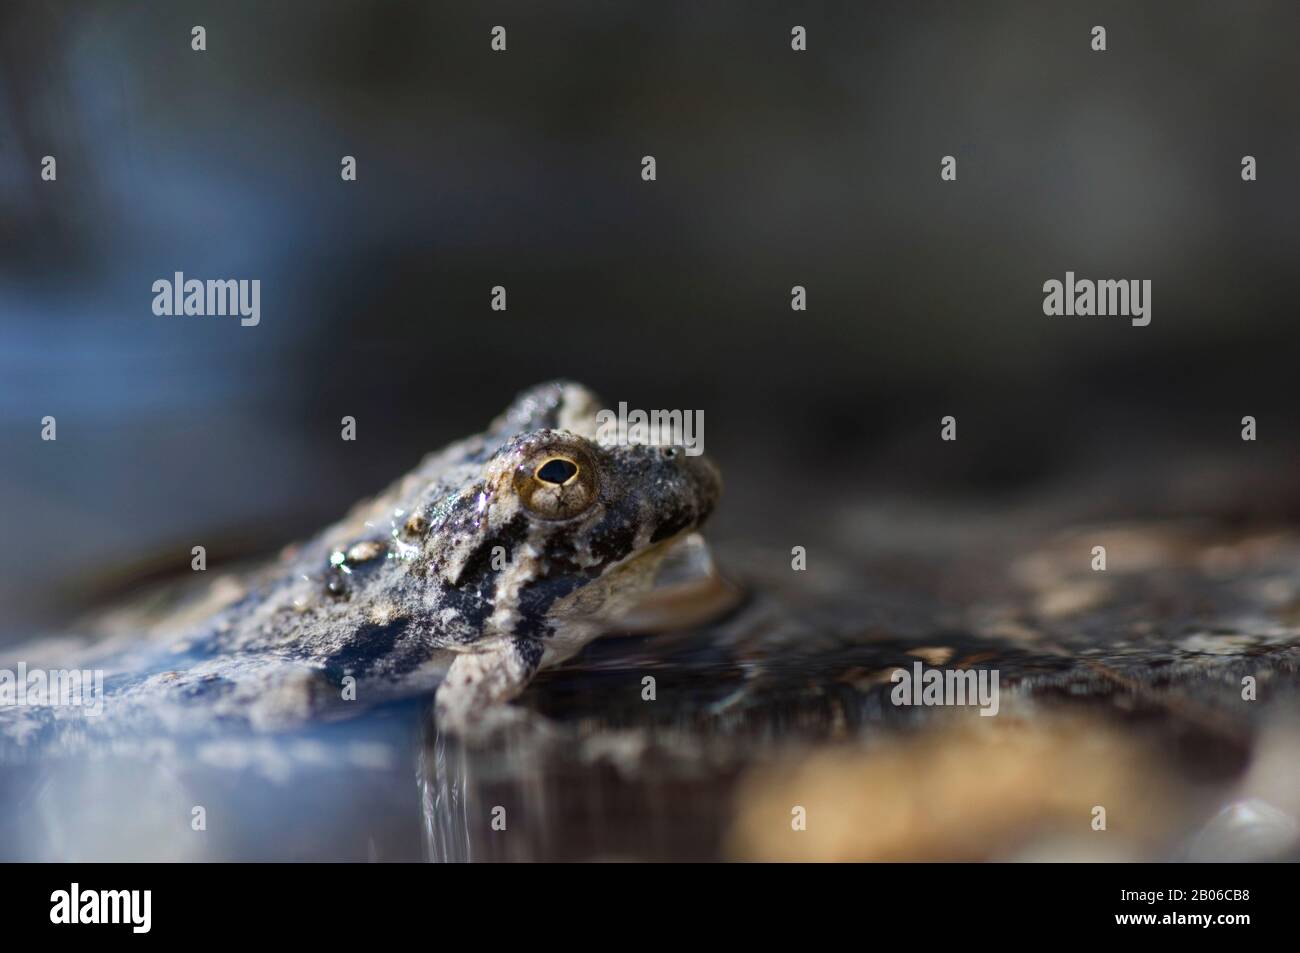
[{"xmin": 434, "ymin": 636, "xmax": 545, "ymax": 732}]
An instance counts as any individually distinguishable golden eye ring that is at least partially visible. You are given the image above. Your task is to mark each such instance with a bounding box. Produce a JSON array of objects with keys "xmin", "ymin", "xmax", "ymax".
[{"xmin": 514, "ymin": 445, "xmax": 600, "ymax": 520}]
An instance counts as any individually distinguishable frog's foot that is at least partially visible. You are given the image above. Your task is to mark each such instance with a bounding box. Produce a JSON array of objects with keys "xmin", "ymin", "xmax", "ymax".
[{"xmin": 434, "ymin": 637, "xmax": 544, "ymax": 735}]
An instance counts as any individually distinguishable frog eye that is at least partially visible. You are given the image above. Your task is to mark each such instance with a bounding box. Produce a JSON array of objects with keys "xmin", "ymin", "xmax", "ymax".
[
  {"xmin": 535, "ymin": 457, "xmax": 579, "ymax": 486},
  {"xmin": 514, "ymin": 448, "xmax": 599, "ymax": 520}
]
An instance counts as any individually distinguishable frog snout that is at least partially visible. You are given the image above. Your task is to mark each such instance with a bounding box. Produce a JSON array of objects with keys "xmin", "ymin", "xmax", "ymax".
[{"xmin": 683, "ymin": 453, "xmax": 722, "ymax": 521}]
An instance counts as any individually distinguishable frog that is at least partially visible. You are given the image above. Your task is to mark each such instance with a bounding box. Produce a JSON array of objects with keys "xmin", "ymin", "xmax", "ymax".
[{"xmin": 0, "ymin": 380, "xmax": 721, "ymax": 750}]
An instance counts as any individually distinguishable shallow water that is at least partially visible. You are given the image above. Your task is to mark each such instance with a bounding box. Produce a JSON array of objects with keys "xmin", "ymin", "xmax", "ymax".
[{"xmin": 4, "ymin": 482, "xmax": 1300, "ymax": 862}]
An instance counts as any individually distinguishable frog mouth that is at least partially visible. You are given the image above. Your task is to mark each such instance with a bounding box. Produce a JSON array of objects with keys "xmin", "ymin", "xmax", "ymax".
[{"xmin": 614, "ymin": 533, "xmax": 741, "ymax": 633}]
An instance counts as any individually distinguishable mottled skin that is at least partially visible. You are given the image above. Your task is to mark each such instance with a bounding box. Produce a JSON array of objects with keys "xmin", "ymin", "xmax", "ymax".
[{"xmin": 0, "ymin": 381, "xmax": 720, "ymax": 747}]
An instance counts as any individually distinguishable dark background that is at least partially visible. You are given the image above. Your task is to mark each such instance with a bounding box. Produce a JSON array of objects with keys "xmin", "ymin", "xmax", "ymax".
[{"xmin": 3, "ymin": 0, "xmax": 1299, "ymax": 636}]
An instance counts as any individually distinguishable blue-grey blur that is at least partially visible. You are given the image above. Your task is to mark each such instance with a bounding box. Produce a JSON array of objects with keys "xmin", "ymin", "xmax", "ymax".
[{"xmin": 3, "ymin": 2, "xmax": 1300, "ymax": 862}]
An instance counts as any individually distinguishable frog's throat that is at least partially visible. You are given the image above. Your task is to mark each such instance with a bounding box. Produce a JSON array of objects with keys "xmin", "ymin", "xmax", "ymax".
[
  {"xmin": 613, "ymin": 532, "xmax": 742, "ymax": 633},
  {"xmin": 547, "ymin": 531, "xmax": 738, "ymax": 636}
]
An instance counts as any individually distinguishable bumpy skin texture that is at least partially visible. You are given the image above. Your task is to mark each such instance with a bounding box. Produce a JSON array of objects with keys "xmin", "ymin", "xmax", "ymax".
[{"xmin": 0, "ymin": 381, "xmax": 721, "ymax": 746}]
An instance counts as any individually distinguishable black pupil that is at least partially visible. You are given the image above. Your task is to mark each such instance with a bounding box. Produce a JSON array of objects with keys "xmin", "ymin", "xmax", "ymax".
[{"xmin": 536, "ymin": 458, "xmax": 578, "ymax": 485}]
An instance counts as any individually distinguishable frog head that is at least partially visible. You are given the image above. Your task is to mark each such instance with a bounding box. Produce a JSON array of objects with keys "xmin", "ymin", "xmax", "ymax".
[{"xmin": 425, "ymin": 382, "xmax": 722, "ymax": 644}]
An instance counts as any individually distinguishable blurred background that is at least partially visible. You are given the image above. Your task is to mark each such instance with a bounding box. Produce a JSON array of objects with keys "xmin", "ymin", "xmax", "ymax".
[{"xmin": 3, "ymin": 0, "xmax": 1300, "ymax": 639}]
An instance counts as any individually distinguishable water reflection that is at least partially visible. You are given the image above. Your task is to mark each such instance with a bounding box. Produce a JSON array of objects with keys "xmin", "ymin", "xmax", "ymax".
[{"xmin": 5, "ymin": 518, "xmax": 1300, "ymax": 862}]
